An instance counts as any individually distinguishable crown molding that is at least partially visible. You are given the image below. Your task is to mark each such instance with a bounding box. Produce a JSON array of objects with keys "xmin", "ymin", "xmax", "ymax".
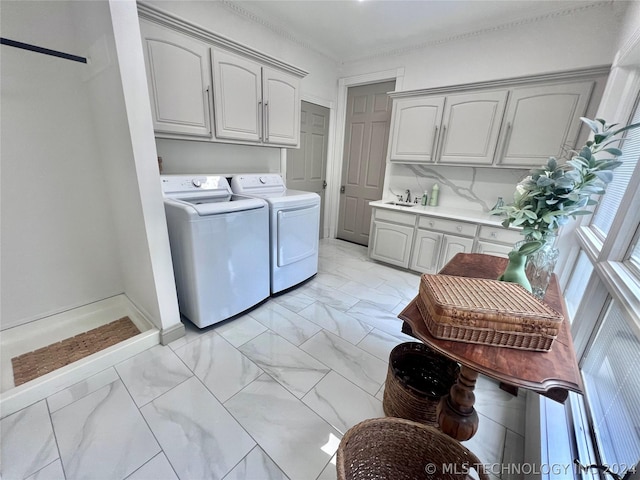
[
  {"xmin": 212, "ymin": 0, "xmax": 612, "ymax": 66},
  {"xmin": 218, "ymin": 0, "xmax": 339, "ymax": 65},
  {"xmin": 344, "ymin": 1, "xmax": 612, "ymax": 65},
  {"xmin": 388, "ymin": 65, "xmax": 611, "ymax": 98},
  {"xmin": 137, "ymin": 2, "xmax": 308, "ymax": 77}
]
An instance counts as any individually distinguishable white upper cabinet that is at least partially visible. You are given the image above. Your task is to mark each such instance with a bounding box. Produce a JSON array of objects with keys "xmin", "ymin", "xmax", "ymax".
[
  {"xmin": 262, "ymin": 67, "xmax": 300, "ymax": 146},
  {"xmin": 495, "ymin": 81, "xmax": 594, "ymax": 167},
  {"xmin": 138, "ymin": 4, "xmax": 307, "ymax": 148},
  {"xmin": 438, "ymin": 90, "xmax": 508, "ymax": 165},
  {"xmin": 140, "ymin": 20, "xmax": 212, "ymax": 138},
  {"xmin": 386, "ymin": 69, "xmax": 605, "ymax": 168},
  {"xmin": 389, "ymin": 91, "xmax": 506, "ymax": 165},
  {"xmin": 211, "ymin": 49, "xmax": 300, "ymax": 146},
  {"xmin": 389, "ymin": 96, "xmax": 445, "ymax": 163},
  {"xmin": 211, "ymin": 49, "xmax": 262, "ymax": 143}
]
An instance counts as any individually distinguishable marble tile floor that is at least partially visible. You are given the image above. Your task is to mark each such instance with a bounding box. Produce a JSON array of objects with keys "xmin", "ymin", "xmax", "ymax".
[{"xmin": 1, "ymin": 239, "xmax": 526, "ymax": 480}]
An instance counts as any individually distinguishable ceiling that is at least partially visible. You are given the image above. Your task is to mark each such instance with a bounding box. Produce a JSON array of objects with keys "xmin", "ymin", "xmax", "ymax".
[{"xmin": 222, "ymin": 0, "xmax": 605, "ymax": 64}]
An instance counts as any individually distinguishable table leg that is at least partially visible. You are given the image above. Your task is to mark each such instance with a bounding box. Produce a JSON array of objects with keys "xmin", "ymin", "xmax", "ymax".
[{"xmin": 436, "ymin": 365, "xmax": 479, "ymax": 441}]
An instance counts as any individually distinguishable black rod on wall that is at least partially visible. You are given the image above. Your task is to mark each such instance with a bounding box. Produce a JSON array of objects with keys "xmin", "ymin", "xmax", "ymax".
[{"xmin": 0, "ymin": 37, "xmax": 87, "ymax": 64}]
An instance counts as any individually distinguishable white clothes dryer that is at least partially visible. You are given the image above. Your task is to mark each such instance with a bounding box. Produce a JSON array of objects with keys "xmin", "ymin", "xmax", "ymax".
[
  {"xmin": 162, "ymin": 175, "xmax": 270, "ymax": 327},
  {"xmin": 230, "ymin": 174, "xmax": 320, "ymax": 293}
]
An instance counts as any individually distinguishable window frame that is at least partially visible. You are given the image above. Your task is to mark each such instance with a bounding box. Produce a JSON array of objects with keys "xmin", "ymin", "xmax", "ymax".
[{"xmin": 563, "ymin": 69, "xmax": 640, "ymax": 477}]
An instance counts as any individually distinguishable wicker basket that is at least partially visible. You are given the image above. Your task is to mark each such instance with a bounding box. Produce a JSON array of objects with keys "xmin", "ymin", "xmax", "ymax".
[
  {"xmin": 337, "ymin": 417, "xmax": 489, "ymax": 480},
  {"xmin": 418, "ymin": 274, "xmax": 563, "ymax": 351},
  {"xmin": 383, "ymin": 342, "xmax": 459, "ymax": 426}
]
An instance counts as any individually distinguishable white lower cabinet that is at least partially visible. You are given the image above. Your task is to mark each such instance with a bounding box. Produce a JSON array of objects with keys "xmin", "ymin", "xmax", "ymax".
[
  {"xmin": 370, "ymin": 207, "xmax": 523, "ymax": 272},
  {"xmin": 370, "ymin": 220, "xmax": 415, "ymax": 268},
  {"xmin": 438, "ymin": 234, "xmax": 475, "ymax": 271},
  {"xmin": 475, "ymin": 225, "xmax": 523, "ymax": 258},
  {"xmin": 476, "ymin": 240, "xmax": 513, "ymax": 258},
  {"xmin": 409, "ymin": 229, "xmax": 443, "ymax": 274}
]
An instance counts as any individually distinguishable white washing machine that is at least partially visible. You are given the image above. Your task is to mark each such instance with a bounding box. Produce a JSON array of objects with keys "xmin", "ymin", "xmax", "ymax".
[
  {"xmin": 162, "ymin": 175, "xmax": 270, "ymax": 327},
  {"xmin": 230, "ymin": 174, "xmax": 320, "ymax": 293}
]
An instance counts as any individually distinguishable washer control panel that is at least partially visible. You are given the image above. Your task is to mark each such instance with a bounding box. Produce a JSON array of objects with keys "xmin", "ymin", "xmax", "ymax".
[
  {"xmin": 230, "ymin": 174, "xmax": 285, "ymax": 194},
  {"xmin": 161, "ymin": 175, "xmax": 232, "ymax": 195}
]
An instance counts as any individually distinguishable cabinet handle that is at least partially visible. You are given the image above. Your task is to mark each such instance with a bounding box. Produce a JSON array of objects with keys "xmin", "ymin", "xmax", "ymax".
[
  {"xmin": 438, "ymin": 124, "xmax": 447, "ymax": 160},
  {"xmin": 428, "ymin": 221, "xmax": 434, "ymax": 227},
  {"xmin": 490, "ymin": 232, "xmax": 497, "ymax": 238},
  {"xmin": 430, "ymin": 125, "xmax": 439, "ymax": 160},
  {"xmin": 456, "ymin": 225, "xmax": 462, "ymax": 232},
  {"xmin": 499, "ymin": 122, "xmax": 512, "ymax": 162},
  {"xmin": 206, "ymin": 87, "xmax": 212, "ymax": 136},
  {"xmin": 264, "ymin": 101, "xmax": 269, "ymax": 142},
  {"xmin": 258, "ymin": 101, "xmax": 263, "ymax": 141}
]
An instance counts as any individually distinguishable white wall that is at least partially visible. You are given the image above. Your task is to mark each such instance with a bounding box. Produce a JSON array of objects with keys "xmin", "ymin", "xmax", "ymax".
[
  {"xmin": 339, "ymin": 2, "xmax": 623, "ymax": 92},
  {"xmin": 107, "ymin": 0, "xmax": 182, "ymax": 336},
  {"xmin": 1, "ymin": 1, "xmax": 123, "ymax": 328},
  {"xmin": 156, "ymin": 139, "xmax": 281, "ymax": 175},
  {"xmin": 0, "ymin": 0, "xmax": 183, "ymax": 337}
]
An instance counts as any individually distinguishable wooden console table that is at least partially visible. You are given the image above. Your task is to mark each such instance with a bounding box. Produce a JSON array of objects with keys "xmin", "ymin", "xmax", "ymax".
[{"xmin": 399, "ymin": 253, "xmax": 583, "ymax": 441}]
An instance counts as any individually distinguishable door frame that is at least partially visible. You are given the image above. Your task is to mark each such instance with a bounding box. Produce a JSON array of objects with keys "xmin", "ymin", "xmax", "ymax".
[
  {"xmin": 327, "ymin": 68, "xmax": 405, "ymax": 239},
  {"xmin": 280, "ymin": 93, "xmax": 335, "ymax": 239}
]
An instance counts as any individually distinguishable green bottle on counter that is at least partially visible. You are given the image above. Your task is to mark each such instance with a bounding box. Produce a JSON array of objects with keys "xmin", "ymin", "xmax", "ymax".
[
  {"xmin": 429, "ymin": 184, "xmax": 439, "ymax": 206},
  {"xmin": 421, "ymin": 191, "xmax": 428, "ymax": 206}
]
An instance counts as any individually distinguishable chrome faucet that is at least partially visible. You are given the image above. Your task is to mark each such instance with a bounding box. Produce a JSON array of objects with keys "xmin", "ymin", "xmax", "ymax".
[{"xmin": 405, "ymin": 189, "xmax": 411, "ymax": 203}]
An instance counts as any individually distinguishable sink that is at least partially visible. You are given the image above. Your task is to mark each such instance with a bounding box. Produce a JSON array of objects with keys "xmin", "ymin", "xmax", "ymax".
[{"xmin": 386, "ymin": 201, "xmax": 416, "ymax": 207}]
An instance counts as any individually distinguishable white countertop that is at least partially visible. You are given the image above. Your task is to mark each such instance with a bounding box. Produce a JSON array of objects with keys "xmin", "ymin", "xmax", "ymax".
[{"xmin": 369, "ymin": 200, "xmax": 509, "ymax": 227}]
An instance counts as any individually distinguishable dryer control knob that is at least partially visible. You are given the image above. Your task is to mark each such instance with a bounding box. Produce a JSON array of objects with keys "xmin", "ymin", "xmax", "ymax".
[
  {"xmin": 259, "ymin": 176, "xmax": 267, "ymax": 184},
  {"xmin": 192, "ymin": 179, "xmax": 202, "ymax": 188}
]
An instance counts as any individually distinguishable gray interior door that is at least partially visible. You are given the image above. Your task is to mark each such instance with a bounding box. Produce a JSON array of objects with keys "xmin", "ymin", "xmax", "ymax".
[
  {"xmin": 286, "ymin": 101, "xmax": 330, "ymax": 238},
  {"xmin": 338, "ymin": 81, "xmax": 395, "ymax": 246}
]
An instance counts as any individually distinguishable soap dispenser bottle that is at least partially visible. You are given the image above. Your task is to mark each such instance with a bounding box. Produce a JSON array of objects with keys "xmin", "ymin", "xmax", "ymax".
[
  {"xmin": 421, "ymin": 191, "xmax": 428, "ymax": 206},
  {"xmin": 429, "ymin": 184, "xmax": 439, "ymax": 206}
]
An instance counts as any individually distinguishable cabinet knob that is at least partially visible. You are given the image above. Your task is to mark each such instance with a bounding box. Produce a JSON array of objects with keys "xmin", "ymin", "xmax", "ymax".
[
  {"xmin": 456, "ymin": 225, "xmax": 462, "ymax": 232},
  {"xmin": 429, "ymin": 221, "xmax": 434, "ymax": 227},
  {"xmin": 490, "ymin": 232, "xmax": 497, "ymax": 238}
]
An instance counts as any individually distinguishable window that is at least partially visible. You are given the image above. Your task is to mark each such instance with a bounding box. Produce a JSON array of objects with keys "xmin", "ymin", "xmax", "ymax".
[
  {"xmin": 564, "ymin": 250, "xmax": 594, "ymax": 319},
  {"xmin": 590, "ymin": 95, "xmax": 640, "ymax": 239},
  {"xmin": 581, "ymin": 300, "xmax": 640, "ymax": 469},
  {"xmin": 566, "ymin": 76, "xmax": 640, "ymax": 477}
]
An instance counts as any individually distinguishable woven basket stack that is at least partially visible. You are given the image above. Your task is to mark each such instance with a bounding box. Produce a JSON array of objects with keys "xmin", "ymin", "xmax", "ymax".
[{"xmin": 417, "ymin": 274, "xmax": 564, "ymax": 351}]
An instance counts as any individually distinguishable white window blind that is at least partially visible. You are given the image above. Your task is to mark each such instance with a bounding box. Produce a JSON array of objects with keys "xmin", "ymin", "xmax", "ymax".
[
  {"xmin": 591, "ymin": 99, "xmax": 640, "ymax": 238},
  {"xmin": 564, "ymin": 250, "xmax": 594, "ymax": 319},
  {"xmin": 581, "ymin": 300, "xmax": 640, "ymax": 469}
]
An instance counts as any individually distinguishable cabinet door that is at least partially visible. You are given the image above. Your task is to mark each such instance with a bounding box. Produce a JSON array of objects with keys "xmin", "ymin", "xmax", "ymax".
[
  {"xmin": 370, "ymin": 221, "xmax": 414, "ymax": 268},
  {"xmin": 389, "ymin": 96, "xmax": 445, "ymax": 163},
  {"xmin": 140, "ymin": 21, "xmax": 212, "ymax": 137},
  {"xmin": 211, "ymin": 49, "xmax": 262, "ymax": 142},
  {"xmin": 263, "ymin": 67, "xmax": 300, "ymax": 146},
  {"xmin": 438, "ymin": 90, "xmax": 508, "ymax": 165},
  {"xmin": 475, "ymin": 240, "xmax": 512, "ymax": 259},
  {"xmin": 409, "ymin": 229, "xmax": 443, "ymax": 274},
  {"xmin": 496, "ymin": 81, "xmax": 594, "ymax": 167},
  {"xmin": 438, "ymin": 235, "xmax": 475, "ymax": 271}
]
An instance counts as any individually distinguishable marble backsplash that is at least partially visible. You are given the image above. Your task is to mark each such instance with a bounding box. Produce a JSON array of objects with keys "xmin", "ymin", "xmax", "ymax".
[{"xmin": 385, "ymin": 163, "xmax": 529, "ymax": 213}]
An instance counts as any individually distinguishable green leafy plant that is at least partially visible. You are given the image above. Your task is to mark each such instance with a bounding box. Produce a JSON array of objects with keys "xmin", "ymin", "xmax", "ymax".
[{"xmin": 491, "ymin": 117, "xmax": 640, "ymax": 253}]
